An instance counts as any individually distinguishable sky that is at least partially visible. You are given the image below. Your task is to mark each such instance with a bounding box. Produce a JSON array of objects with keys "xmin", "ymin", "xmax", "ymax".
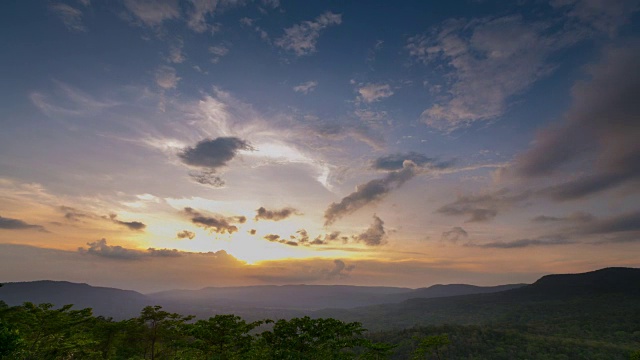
[{"xmin": 0, "ymin": 0, "xmax": 639, "ymax": 293}]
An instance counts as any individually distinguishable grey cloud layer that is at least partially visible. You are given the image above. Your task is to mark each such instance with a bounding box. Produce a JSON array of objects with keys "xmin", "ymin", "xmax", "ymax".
[
  {"xmin": 0, "ymin": 216, "xmax": 47, "ymax": 232},
  {"xmin": 437, "ymin": 189, "xmax": 529, "ymax": 223},
  {"xmin": 78, "ymin": 238, "xmax": 181, "ymax": 260},
  {"xmin": 516, "ymin": 44, "xmax": 640, "ymax": 200}
]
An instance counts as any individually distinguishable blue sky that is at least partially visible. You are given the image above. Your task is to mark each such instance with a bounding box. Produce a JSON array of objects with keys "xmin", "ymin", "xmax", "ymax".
[{"xmin": 0, "ymin": 0, "xmax": 639, "ymax": 291}]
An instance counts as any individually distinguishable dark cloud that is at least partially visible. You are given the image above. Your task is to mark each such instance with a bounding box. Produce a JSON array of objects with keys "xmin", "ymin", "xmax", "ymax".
[
  {"xmin": 441, "ymin": 226, "xmax": 468, "ymax": 243},
  {"xmin": 264, "ymin": 234, "xmax": 298, "ymax": 246},
  {"xmin": 436, "ymin": 189, "xmax": 529, "ymax": 223},
  {"xmin": 254, "ymin": 206, "xmax": 300, "ymax": 221},
  {"xmin": 59, "ymin": 206, "xmax": 93, "ymax": 221},
  {"xmin": 179, "ymin": 137, "xmax": 252, "ymax": 169},
  {"xmin": 324, "ymin": 259, "xmax": 355, "ymax": 279},
  {"xmin": 467, "ymin": 235, "xmax": 572, "ymax": 249},
  {"xmin": 580, "ymin": 210, "xmax": 640, "ymax": 235},
  {"xmin": 78, "ymin": 238, "xmax": 182, "ymax": 260},
  {"xmin": 183, "ymin": 207, "xmax": 242, "ymax": 234},
  {"xmin": 177, "ymin": 230, "xmax": 196, "ymax": 239},
  {"xmin": 189, "ymin": 170, "xmax": 225, "ymax": 187},
  {"xmin": 516, "ymin": 44, "xmax": 640, "ymax": 200},
  {"xmin": 0, "ymin": 215, "xmax": 47, "ymax": 232},
  {"xmin": 108, "ymin": 214, "xmax": 146, "ymax": 231},
  {"xmin": 324, "ymin": 160, "xmax": 418, "ymax": 225},
  {"xmin": 532, "ymin": 211, "xmax": 595, "ymax": 223},
  {"xmin": 372, "ymin": 152, "xmax": 451, "ymax": 171},
  {"xmin": 264, "ymin": 234, "xmax": 280, "ymax": 242},
  {"xmin": 353, "ymin": 215, "xmax": 386, "ymax": 246}
]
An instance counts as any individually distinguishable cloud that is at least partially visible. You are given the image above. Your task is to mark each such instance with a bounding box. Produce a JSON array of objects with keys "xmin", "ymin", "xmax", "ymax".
[
  {"xmin": 467, "ymin": 235, "xmax": 572, "ymax": 249},
  {"xmin": 311, "ymin": 122, "xmax": 385, "ymax": 150},
  {"xmin": 516, "ymin": 43, "xmax": 640, "ymax": 200},
  {"xmin": 324, "ymin": 259, "xmax": 355, "ymax": 279},
  {"xmin": 30, "ymin": 81, "xmax": 116, "ymax": 119},
  {"xmin": 179, "ymin": 137, "xmax": 252, "ymax": 169},
  {"xmin": 79, "ymin": 238, "xmax": 182, "ymax": 260},
  {"xmin": 59, "ymin": 206, "xmax": 93, "ymax": 221},
  {"xmin": 408, "ymin": 15, "xmax": 570, "ymax": 131},
  {"xmin": 123, "ymin": 0, "xmax": 181, "ymax": 27},
  {"xmin": 189, "ymin": 170, "xmax": 226, "ymax": 188},
  {"xmin": 209, "ymin": 45, "xmax": 229, "ymax": 63},
  {"xmin": 532, "ymin": 211, "xmax": 594, "ymax": 223},
  {"xmin": 167, "ymin": 39, "xmax": 186, "ymax": 63},
  {"xmin": 441, "ymin": 226, "xmax": 468, "ymax": 243},
  {"xmin": 357, "ymin": 83, "xmax": 393, "ymax": 103},
  {"xmin": 155, "ymin": 65, "xmax": 180, "ymax": 89},
  {"xmin": 293, "ymin": 81, "xmax": 318, "ymax": 94},
  {"xmin": 372, "ymin": 152, "xmax": 451, "ymax": 171},
  {"xmin": 264, "ymin": 234, "xmax": 298, "ymax": 246},
  {"xmin": 353, "ymin": 215, "xmax": 386, "ymax": 246},
  {"xmin": 579, "ymin": 210, "xmax": 640, "ymax": 235},
  {"xmin": 324, "ymin": 161, "xmax": 419, "ymax": 225},
  {"xmin": 177, "ymin": 230, "xmax": 196, "ymax": 239},
  {"xmin": 184, "ymin": 207, "xmax": 242, "ymax": 234},
  {"xmin": 254, "ymin": 206, "xmax": 300, "ymax": 221},
  {"xmin": 108, "ymin": 214, "xmax": 146, "ymax": 231},
  {"xmin": 551, "ymin": 0, "xmax": 639, "ymax": 36},
  {"xmin": 50, "ymin": 3, "xmax": 86, "ymax": 32},
  {"xmin": 275, "ymin": 11, "xmax": 342, "ymax": 56},
  {"xmin": 436, "ymin": 189, "xmax": 529, "ymax": 222},
  {"xmin": 0, "ymin": 216, "xmax": 47, "ymax": 232}
]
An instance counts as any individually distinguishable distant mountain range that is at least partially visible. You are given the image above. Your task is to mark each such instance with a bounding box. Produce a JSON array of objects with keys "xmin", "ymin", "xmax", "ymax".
[
  {"xmin": 314, "ymin": 267, "xmax": 640, "ymax": 330},
  {"xmin": 0, "ymin": 280, "xmax": 524, "ymax": 319},
  {"xmin": 1, "ymin": 267, "xmax": 638, "ymax": 328}
]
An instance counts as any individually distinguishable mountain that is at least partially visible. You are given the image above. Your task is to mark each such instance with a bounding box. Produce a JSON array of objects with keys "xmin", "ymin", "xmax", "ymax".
[
  {"xmin": 147, "ymin": 283, "xmax": 525, "ymax": 311},
  {"xmin": 0, "ymin": 280, "xmax": 525, "ymax": 319},
  {"xmin": 314, "ymin": 267, "xmax": 640, "ymax": 331},
  {"xmin": 0, "ymin": 281, "xmax": 151, "ymax": 319}
]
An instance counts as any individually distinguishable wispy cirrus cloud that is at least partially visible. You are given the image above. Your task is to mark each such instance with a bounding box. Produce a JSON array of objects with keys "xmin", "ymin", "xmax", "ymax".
[
  {"xmin": 293, "ymin": 81, "xmax": 318, "ymax": 94},
  {"xmin": 123, "ymin": 0, "xmax": 181, "ymax": 27},
  {"xmin": 155, "ymin": 65, "xmax": 180, "ymax": 89},
  {"xmin": 276, "ymin": 11, "xmax": 342, "ymax": 56},
  {"xmin": 357, "ymin": 83, "xmax": 393, "ymax": 103},
  {"xmin": 50, "ymin": 3, "xmax": 87, "ymax": 32},
  {"xmin": 408, "ymin": 15, "xmax": 565, "ymax": 131}
]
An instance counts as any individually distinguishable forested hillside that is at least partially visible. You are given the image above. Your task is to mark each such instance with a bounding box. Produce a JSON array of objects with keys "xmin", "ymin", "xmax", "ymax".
[{"xmin": 1, "ymin": 268, "xmax": 639, "ymax": 359}]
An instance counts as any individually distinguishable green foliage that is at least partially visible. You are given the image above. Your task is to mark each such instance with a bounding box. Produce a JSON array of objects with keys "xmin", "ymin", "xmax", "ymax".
[
  {"xmin": 0, "ymin": 303, "xmax": 391, "ymax": 360},
  {"xmin": 411, "ymin": 334, "xmax": 450, "ymax": 360},
  {"xmin": 630, "ymin": 350, "xmax": 640, "ymax": 360},
  {"xmin": 259, "ymin": 316, "xmax": 370, "ymax": 359},
  {"xmin": 189, "ymin": 314, "xmax": 264, "ymax": 359}
]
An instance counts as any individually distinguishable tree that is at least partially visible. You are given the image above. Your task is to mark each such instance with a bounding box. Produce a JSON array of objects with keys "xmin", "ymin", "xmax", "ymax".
[
  {"xmin": 189, "ymin": 314, "xmax": 264, "ymax": 359},
  {"xmin": 135, "ymin": 305, "xmax": 194, "ymax": 360},
  {"xmin": 260, "ymin": 316, "xmax": 370, "ymax": 359},
  {"xmin": 412, "ymin": 334, "xmax": 450, "ymax": 360}
]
